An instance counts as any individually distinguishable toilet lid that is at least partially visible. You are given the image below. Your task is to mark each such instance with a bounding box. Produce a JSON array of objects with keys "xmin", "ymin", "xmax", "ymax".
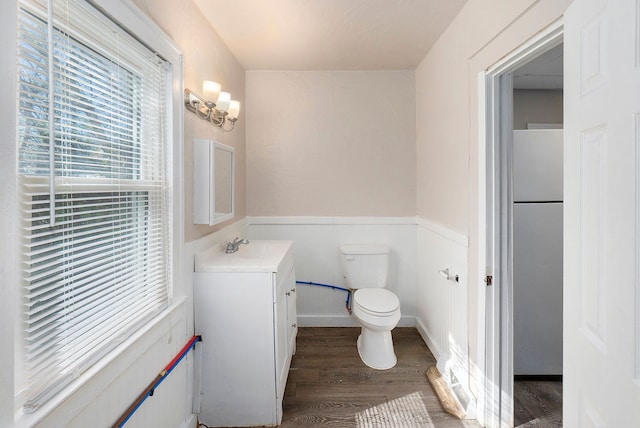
[{"xmin": 354, "ymin": 289, "xmax": 400, "ymax": 314}]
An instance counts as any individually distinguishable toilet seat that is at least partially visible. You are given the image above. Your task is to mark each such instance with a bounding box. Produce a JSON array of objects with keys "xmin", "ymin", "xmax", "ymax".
[{"xmin": 354, "ymin": 289, "xmax": 399, "ymax": 316}]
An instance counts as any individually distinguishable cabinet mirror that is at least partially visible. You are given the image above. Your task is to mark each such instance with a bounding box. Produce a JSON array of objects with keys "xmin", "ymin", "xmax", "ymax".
[{"xmin": 193, "ymin": 140, "xmax": 234, "ymax": 225}]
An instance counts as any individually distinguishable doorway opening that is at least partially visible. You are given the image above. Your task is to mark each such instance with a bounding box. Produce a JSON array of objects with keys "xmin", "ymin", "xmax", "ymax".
[
  {"xmin": 478, "ymin": 20, "xmax": 563, "ymax": 428},
  {"xmin": 511, "ymin": 44, "xmax": 564, "ymax": 427}
]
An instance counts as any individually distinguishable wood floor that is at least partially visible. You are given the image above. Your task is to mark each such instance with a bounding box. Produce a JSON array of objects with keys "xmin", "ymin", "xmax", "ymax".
[
  {"xmin": 278, "ymin": 327, "xmax": 482, "ymax": 427},
  {"xmin": 514, "ymin": 377, "xmax": 563, "ymax": 427}
]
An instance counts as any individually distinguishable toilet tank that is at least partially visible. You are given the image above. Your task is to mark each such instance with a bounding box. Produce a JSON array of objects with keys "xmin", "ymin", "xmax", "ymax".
[{"xmin": 339, "ymin": 244, "xmax": 389, "ymax": 289}]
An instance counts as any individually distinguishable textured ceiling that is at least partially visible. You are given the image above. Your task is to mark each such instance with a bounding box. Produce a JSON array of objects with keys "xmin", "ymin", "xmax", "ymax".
[{"xmin": 193, "ymin": 0, "xmax": 468, "ymax": 70}]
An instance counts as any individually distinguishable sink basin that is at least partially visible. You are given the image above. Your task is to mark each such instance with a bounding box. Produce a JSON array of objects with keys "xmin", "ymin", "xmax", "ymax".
[
  {"xmin": 234, "ymin": 242, "xmax": 276, "ymax": 259},
  {"xmin": 195, "ymin": 240, "xmax": 293, "ymax": 273}
]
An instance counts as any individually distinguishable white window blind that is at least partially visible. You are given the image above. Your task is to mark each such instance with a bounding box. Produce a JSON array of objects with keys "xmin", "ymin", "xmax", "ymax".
[{"xmin": 16, "ymin": 0, "xmax": 171, "ymax": 411}]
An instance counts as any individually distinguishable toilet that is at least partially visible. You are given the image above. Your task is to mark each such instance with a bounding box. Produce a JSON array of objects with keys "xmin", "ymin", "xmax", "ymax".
[{"xmin": 339, "ymin": 244, "xmax": 401, "ymax": 370}]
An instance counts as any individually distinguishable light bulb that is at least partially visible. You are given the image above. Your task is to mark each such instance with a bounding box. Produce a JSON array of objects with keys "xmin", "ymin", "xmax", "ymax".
[
  {"xmin": 216, "ymin": 91, "xmax": 231, "ymax": 113},
  {"xmin": 202, "ymin": 80, "xmax": 221, "ymax": 103},
  {"xmin": 227, "ymin": 100, "xmax": 240, "ymax": 120}
]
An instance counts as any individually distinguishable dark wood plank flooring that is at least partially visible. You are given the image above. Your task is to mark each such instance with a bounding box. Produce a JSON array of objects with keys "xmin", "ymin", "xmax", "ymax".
[
  {"xmin": 279, "ymin": 327, "xmax": 482, "ymax": 427},
  {"xmin": 514, "ymin": 377, "xmax": 562, "ymax": 427}
]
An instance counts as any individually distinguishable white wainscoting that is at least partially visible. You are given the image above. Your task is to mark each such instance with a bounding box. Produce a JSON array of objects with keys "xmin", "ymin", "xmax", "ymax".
[
  {"xmin": 248, "ymin": 217, "xmax": 417, "ymax": 327},
  {"xmin": 415, "ymin": 217, "xmax": 474, "ymax": 417}
]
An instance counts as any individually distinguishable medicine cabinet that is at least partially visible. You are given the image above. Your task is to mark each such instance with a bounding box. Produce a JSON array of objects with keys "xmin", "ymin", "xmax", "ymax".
[{"xmin": 193, "ymin": 139, "xmax": 234, "ymax": 225}]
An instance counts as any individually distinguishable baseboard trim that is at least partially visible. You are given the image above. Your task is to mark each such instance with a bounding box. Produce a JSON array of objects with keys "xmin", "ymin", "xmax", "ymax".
[
  {"xmin": 180, "ymin": 414, "xmax": 198, "ymax": 428},
  {"xmin": 416, "ymin": 317, "xmax": 442, "ymax": 360}
]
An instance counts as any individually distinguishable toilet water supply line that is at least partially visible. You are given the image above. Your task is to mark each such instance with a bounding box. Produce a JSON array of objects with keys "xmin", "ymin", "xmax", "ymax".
[
  {"xmin": 112, "ymin": 335, "xmax": 202, "ymax": 427},
  {"xmin": 295, "ymin": 281, "xmax": 352, "ymax": 313}
]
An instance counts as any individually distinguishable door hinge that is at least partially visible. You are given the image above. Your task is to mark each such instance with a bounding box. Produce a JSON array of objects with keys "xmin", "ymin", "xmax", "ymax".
[{"xmin": 484, "ymin": 275, "xmax": 493, "ymax": 286}]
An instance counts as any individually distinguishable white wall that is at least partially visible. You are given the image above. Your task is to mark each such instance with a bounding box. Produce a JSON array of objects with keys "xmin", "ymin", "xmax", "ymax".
[
  {"xmin": 245, "ymin": 70, "xmax": 416, "ymax": 217},
  {"xmin": 249, "ymin": 217, "xmax": 417, "ymax": 327},
  {"xmin": 414, "ymin": 0, "xmax": 571, "ymax": 414},
  {"xmin": 416, "ymin": 219, "xmax": 468, "ymax": 359},
  {"xmin": 416, "ymin": 218, "xmax": 471, "ymax": 414}
]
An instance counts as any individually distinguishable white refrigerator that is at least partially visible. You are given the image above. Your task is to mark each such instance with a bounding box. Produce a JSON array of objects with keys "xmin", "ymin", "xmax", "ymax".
[{"xmin": 513, "ymin": 129, "xmax": 563, "ymax": 375}]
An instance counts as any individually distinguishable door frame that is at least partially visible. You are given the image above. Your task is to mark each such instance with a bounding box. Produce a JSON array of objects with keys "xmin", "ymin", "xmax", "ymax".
[{"xmin": 478, "ymin": 19, "xmax": 563, "ymax": 427}]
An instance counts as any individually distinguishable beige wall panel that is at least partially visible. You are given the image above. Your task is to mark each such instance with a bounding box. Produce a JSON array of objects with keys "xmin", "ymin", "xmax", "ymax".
[
  {"xmin": 133, "ymin": 0, "xmax": 247, "ymax": 243},
  {"xmin": 246, "ymin": 71, "xmax": 416, "ymax": 217}
]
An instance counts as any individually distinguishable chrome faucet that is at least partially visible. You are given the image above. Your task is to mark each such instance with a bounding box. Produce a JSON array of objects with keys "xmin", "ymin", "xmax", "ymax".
[{"xmin": 225, "ymin": 237, "xmax": 249, "ymax": 254}]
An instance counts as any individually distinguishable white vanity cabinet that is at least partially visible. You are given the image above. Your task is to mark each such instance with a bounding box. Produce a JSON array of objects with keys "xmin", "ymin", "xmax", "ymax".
[{"xmin": 193, "ymin": 241, "xmax": 297, "ymax": 427}]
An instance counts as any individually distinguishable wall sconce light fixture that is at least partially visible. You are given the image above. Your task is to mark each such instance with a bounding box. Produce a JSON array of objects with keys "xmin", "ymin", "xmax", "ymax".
[{"xmin": 185, "ymin": 80, "xmax": 240, "ymax": 132}]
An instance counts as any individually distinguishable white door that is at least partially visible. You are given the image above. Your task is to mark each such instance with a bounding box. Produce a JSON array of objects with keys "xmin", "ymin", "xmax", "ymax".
[{"xmin": 564, "ymin": 0, "xmax": 640, "ymax": 425}]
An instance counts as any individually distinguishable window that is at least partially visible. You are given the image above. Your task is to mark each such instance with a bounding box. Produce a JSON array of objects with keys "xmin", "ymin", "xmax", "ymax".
[{"xmin": 16, "ymin": 0, "xmax": 172, "ymax": 411}]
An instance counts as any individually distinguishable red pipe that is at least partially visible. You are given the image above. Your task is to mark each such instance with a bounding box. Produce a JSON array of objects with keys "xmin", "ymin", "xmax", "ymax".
[
  {"xmin": 164, "ymin": 335, "xmax": 200, "ymax": 374},
  {"xmin": 112, "ymin": 335, "xmax": 202, "ymax": 427}
]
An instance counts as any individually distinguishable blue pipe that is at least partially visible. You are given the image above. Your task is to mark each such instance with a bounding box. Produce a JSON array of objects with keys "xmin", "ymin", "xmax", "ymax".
[
  {"xmin": 114, "ymin": 335, "xmax": 202, "ymax": 427},
  {"xmin": 295, "ymin": 280, "xmax": 352, "ymax": 312}
]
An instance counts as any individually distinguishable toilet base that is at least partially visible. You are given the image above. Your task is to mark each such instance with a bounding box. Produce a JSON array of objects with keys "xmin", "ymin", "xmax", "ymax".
[{"xmin": 357, "ymin": 329, "xmax": 397, "ymax": 370}]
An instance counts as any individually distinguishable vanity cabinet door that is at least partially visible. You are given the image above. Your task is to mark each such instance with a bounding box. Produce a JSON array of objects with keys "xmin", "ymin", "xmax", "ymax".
[
  {"xmin": 274, "ymin": 261, "xmax": 297, "ymax": 404},
  {"xmin": 274, "ymin": 272, "xmax": 288, "ymax": 402},
  {"xmin": 194, "ymin": 272, "xmax": 276, "ymax": 427}
]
